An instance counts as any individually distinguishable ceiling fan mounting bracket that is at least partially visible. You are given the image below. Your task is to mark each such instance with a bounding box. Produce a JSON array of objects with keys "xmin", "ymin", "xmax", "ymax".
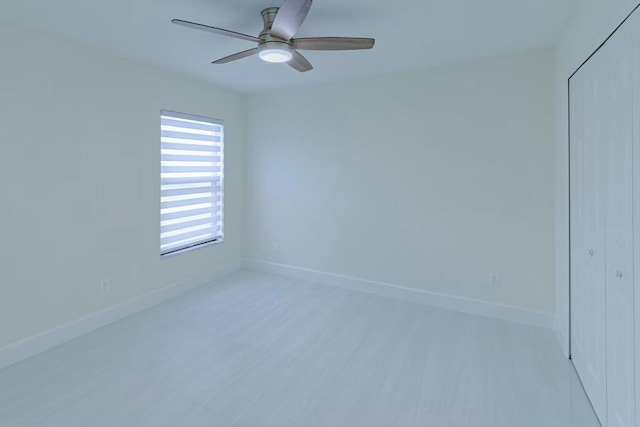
[
  {"xmin": 261, "ymin": 7, "xmax": 280, "ymax": 30},
  {"xmin": 259, "ymin": 7, "xmax": 289, "ymax": 43}
]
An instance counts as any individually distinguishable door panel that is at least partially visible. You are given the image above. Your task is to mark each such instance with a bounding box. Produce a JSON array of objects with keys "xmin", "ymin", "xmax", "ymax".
[
  {"xmin": 632, "ymin": 10, "xmax": 640, "ymax": 427},
  {"xmin": 571, "ymin": 13, "xmax": 637, "ymax": 427},
  {"xmin": 600, "ymin": 21, "xmax": 635, "ymax": 427},
  {"xmin": 570, "ymin": 48, "xmax": 608, "ymax": 424}
]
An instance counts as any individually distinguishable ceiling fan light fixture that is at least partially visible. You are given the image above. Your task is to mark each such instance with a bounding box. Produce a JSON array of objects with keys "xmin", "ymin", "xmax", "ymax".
[
  {"xmin": 258, "ymin": 42, "xmax": 293, "ymax": 63},
  {"xmin": 259, "ymin": 48, "xmax": 293, "ymax": 63}
]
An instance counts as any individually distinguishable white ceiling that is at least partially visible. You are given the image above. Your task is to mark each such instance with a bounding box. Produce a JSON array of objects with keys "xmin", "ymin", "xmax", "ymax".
[{"xmin": 0, "ymin": 0, "xmax": 581, "ymax": 93}]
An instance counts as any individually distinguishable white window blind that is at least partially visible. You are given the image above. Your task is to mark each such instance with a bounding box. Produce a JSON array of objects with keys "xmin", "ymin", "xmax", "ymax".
[{"xmin": 161, "ymin": 110, "xmax": 224, "ymax": 256}]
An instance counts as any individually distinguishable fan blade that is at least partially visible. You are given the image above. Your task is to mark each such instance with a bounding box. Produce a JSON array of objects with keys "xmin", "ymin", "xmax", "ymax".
[
  {"xmin": 212, "ymin": 48, "xmax": 259, "ymax": 64},
  {"xmin": 288, "ymin": 50, "xmax": 313, "ymax": 72},
  {"xmin": 271, "ymin": 0, "xmax": 313, "ymax": 41},
  {"xmin": 293, "ymin": 37, "xmax": 375, "ymax": 51},
  {"xmin": 172, "ymin": 19, "xmax": 261, "ymax": 43}
]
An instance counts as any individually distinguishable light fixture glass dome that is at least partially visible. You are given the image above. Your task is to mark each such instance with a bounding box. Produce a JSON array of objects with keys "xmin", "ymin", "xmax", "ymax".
[
  {"xmin": 259, "ymin": 48, "xmax": 293, "ymax": 63},
  {"xmin": 258, "ymin": 42, "xmax": 293, "ymax": 63}
]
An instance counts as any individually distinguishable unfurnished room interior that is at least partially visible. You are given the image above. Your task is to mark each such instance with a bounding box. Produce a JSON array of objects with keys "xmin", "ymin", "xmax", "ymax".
[{"xmin": 1, "ymin": 0, "xmax": 640, "ymax": 426}]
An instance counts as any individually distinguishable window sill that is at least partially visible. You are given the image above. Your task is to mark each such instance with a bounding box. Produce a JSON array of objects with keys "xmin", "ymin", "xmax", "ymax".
[{"xmin": 160, "ymin": 238, "xmax": 224, "ymax": 259}]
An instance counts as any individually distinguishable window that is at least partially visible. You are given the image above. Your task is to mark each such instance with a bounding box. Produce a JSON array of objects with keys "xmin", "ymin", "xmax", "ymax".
[{"xmin": 160, "ymin": 110, "xmax": 224, "ymax": 257}]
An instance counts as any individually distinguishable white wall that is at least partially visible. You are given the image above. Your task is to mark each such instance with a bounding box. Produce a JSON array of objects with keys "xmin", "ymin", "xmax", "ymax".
[
  {"xmin": 246, "ymin": 50, "xmax": 556, "ymax": 314},
  {"xmin": 0, "ymin": 23, "xmax": 246, "ymax": 349},
  {"xmin": 554, "ymin": 0, "xmax": 639, "ymax": 357},
  {"xmin": 2, "ymin": 4, "xmax": 598, "ymax": 353}
]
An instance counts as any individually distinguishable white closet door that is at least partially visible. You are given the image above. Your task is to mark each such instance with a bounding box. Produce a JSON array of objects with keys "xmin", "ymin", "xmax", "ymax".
[
  {"xmin": 633, "ymin": 10, "xmax": 640, "ymax": 427},
  {"xmin": 600, "ymin": 20, "xmax": 635, "ymax": 427},
  {"xmin": 570, "ymin": 44, "xmax": 608, "ymax": 423}
]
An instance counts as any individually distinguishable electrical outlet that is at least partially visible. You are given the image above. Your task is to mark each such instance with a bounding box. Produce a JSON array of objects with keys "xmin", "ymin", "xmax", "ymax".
[
  {"xmin": 490, "ymin": 273, "xmax": 501, "ymax": 287},
  {"xmin": 100, "ymin": 278, "xmax": 110, "ymax": 294},
  {"xmin": 273, "ymin": 242, "xmax": 280, "ymax": 254}
]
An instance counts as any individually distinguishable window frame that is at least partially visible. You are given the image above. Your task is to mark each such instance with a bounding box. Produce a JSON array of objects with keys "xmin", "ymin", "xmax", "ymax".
[{"xmin": 160, "ymin": 110, "xmax": 225, "ymax": 258}]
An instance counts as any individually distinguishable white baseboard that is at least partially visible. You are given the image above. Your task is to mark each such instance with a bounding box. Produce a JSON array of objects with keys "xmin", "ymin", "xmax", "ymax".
[
  {"xmin": 0, "ymin": 260, "xmax": 242, "ymax": 371},
  {"xmin": 244, "ymin": 259, "xmax": 554, "ymax": 329}
]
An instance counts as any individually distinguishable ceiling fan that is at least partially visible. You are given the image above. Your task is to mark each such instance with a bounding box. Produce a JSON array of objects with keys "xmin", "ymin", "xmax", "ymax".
[{"xmin": 172, "ymin": 0, "xmax": 375, "ymax": 72}]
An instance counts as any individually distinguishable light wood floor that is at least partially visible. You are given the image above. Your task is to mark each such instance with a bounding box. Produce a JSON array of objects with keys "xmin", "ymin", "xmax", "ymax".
[{"xmin": 0, "ymin": 269, "xmax": 599, "ymax": 426}]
